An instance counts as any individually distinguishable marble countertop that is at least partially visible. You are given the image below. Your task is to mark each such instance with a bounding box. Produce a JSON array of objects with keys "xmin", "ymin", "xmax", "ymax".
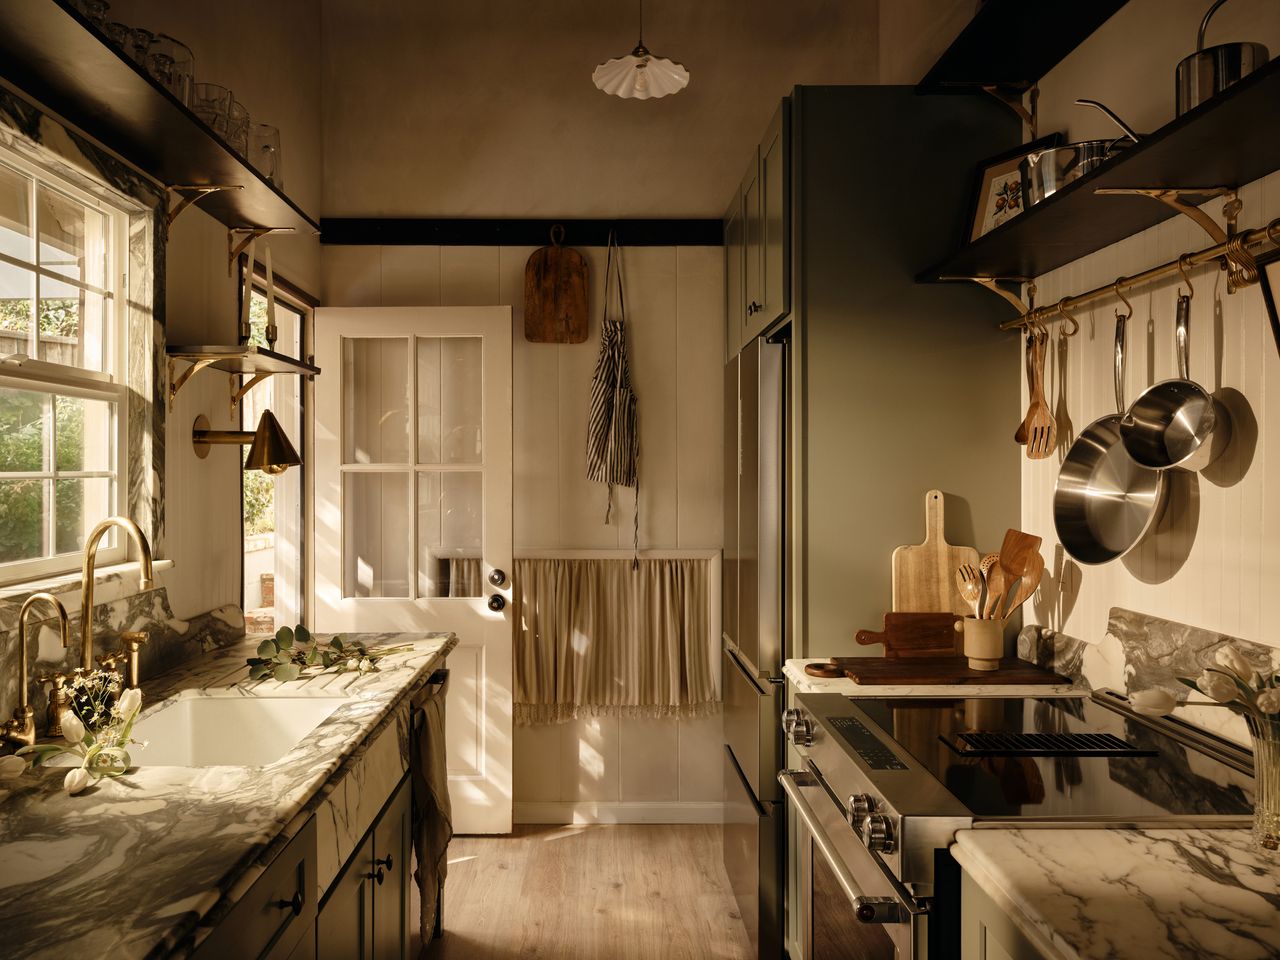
[
  {"xmin": 953, "ymin": 828, "xmax": 1280, "ymax": 959},
  {"xmin": 783, "ymin": 658, "xmax": 1087, "ymax": 697},
  {"xmin": 0, "ymin": 631, "xmax": 455, "ymax": 959}
]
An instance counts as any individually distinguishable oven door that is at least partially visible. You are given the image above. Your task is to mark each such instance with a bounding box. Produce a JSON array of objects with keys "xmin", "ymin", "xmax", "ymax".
[{"xmin": 779, "ymin": 769, "xmax": 926, "ymax": 960}]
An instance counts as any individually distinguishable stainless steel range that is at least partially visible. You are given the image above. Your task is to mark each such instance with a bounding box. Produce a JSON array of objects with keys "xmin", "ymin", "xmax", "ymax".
[{"xmin": 780, "ymin": 689, "xmax": 1257, "ymax": 959}]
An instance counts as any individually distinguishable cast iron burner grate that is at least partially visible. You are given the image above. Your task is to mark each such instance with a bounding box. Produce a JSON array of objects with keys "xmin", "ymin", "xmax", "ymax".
[{"xmin": 942, "ymin": 731, "xmax": 1158, "ymax": 758}]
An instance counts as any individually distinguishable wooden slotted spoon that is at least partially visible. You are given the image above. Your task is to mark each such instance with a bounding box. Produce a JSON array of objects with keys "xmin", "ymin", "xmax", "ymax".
[
  {"xmin": 1025, "ymin": 329, "xmax": 1056, "ymax": 459},
  {"xmin": 979, "ymin": 553, "xmax": 1006, "ymax": 620}
]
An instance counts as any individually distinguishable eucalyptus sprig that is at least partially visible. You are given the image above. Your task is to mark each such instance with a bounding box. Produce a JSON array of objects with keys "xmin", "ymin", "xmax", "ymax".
[{"xmin": 246, "ymin": 624, "xmax": 413, "ymax": 683}]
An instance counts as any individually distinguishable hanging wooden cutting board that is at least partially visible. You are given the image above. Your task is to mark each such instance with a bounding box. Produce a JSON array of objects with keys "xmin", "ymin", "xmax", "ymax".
[
  {"xmin": 524, "ymin": 226, "xmax": 588, "ymax": 343},
  {"xmin": 891, "ymin": 490, "xmax": 980, "ymax": 615}
]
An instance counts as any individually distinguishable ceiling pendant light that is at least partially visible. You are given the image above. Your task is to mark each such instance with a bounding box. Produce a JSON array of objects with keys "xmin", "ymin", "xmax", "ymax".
[{"xmin": 592, "ymin": 0, "xmax": 689, "ymax": 100}]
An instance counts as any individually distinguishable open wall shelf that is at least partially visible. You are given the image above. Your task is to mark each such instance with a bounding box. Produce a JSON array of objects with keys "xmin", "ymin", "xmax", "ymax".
[
  {"xmin": 0, "ymin": 0, "xmax": 318, "ymax": 234},
  {"xmin": 920, "ymin": 56, "xmax": 1280, "ymax": 282},
  {"xmin": 917, "ymin": 0, "xmax": 1130, "ymax": 92}
]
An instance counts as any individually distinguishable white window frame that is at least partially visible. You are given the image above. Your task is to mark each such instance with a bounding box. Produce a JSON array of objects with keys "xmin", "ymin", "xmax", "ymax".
[{"xmin": 0, "ymin": 149, "xmax": 129, "ymax": 584}]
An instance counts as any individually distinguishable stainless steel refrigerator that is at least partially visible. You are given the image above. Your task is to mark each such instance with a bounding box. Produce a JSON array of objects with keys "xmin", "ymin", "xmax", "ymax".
[{"xmin": 722, "ymin": 335, "xmax": 785, "ymax": 959}]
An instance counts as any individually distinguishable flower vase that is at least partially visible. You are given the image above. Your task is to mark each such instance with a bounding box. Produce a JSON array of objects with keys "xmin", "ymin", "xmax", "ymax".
[{"xmin": 1247, "ymin": 715, "xmax": 1280, "ymax": 853}]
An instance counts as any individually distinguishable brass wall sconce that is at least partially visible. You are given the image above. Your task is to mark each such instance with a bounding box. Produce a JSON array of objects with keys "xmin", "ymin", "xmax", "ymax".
[{"xmin": 192, "ymin": 409, "xmax": 301, "ymax": 475}]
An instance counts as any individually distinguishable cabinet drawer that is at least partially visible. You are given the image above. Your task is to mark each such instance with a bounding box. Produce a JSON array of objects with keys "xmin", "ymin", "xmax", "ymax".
[{"xmin": 193, "ymin": 817, "xmax": 317, "ymax": 960}]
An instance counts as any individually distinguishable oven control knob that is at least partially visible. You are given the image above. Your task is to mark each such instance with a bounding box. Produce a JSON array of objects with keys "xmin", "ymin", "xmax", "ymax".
[
  {"xmin": 847, "ymin": 793, "xmax": 876, "ymax": 827},
  {"xmin": 789, "ymin": 715, "xmax": 814, "ymax": 747},
  {"xmin": 782, "ymin": 708, "xmax": 803, "ymax": 737},
  {"xmin": 861, "ymin": 813, "xmax": 896, "ymax": 854}
]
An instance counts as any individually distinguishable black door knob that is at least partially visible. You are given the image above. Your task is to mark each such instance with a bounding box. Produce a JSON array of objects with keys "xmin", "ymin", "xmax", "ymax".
[
  {"xmin": 488, "ymin": 594, "xmax": 505, "ymax": 611},
  {"xmin": 488, "ymin": 568, "xmax": 507, "ymax": 587}
]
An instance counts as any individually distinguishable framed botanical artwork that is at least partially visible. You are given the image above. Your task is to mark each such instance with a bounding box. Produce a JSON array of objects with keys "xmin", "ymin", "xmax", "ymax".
[{"xmin": 966, "ymin": 134, "xmax": 1063, "ymax": 242}]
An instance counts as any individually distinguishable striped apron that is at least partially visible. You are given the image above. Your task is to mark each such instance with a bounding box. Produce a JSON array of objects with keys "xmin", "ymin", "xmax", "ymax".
[{"xmin": 586, "ymin": 235, "xmax": 639, "ymax": 561}]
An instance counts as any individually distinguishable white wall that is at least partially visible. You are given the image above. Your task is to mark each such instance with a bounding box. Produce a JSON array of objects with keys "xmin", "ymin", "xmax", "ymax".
[
  {"xmin": 321, "ymin": 243, "xmax": 726, "ymax": 818},
  {"xmin": 107, "ymin": 0, "xmax": 323, "ymax": 618},
  {"xmin": 1021, "ymin": 0, "xmax": 1280, "ymax": 668}
]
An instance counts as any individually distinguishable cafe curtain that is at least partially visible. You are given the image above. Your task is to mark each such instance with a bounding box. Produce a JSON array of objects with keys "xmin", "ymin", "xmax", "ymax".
[{"xmin": 513, "ymin": 557, "xmax": 718, "ymax": 725}]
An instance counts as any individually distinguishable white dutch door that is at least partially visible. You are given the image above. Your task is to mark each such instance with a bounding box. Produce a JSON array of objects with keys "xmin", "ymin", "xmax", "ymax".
[{"xmin": 313, "ymin": 307, "xmax": 513, "ymax": 834}]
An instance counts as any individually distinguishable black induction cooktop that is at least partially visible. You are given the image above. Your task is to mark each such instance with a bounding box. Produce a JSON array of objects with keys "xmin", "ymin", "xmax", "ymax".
[{"xmin": 850, "ymin": 695, "xmax": 1256, "ymax": 820}]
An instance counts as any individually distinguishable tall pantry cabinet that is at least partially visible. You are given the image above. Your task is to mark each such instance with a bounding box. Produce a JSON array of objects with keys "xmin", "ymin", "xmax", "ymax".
[{"xmin": 721, "ymin": 85, "xmax": 1024, "ymax": 960}]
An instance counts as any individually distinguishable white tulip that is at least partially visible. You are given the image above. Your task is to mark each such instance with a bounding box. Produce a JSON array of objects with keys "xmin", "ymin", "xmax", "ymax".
[
  {"xmin": 1196, "ymin": 670, "xmax": 1239, "ymax": 704},
  {"xmin": 0, "ymin": 754, "xmax": 27, "ymax": 780},
  {"xmin": 1256, "ymin": 689, "xmax": 1280, "ymax": 714},
  {"xmin": 62, "ymin": 766, "xmax": 89, "ymax": 795},
  {"xmin": 1130, "ymin": 688, "xmax": 1177, "ymax": 717},
  {"xmin": 1215, "ymin": 645, "xmax": 1256, "ymax": 684},
  {"xmin": 60, "ymin": 712, "xmax": 86, "ymax": 746},
  {"xmin": 114, "ymin": 688, "xmax": 142, "ymax": 720}
]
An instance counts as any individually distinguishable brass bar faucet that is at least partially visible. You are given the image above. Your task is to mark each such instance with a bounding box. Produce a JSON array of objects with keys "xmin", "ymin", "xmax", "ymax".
[
  {"xmin": 4, "ymin": 593, "xmax": 70, "ymax": 748},
  {"xmin": 79, "ymin": 517, "xmax": 155, "ymax": 673}
]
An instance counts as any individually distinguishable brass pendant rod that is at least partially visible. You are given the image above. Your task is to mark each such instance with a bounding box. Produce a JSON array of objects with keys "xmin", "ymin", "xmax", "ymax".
[{"xmin": 998, "ymin": 215, "xmax": 1280, "ymax": 331}]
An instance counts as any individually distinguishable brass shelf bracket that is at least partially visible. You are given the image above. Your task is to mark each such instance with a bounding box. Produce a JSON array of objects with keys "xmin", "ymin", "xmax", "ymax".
[
  {"xmin": 981, "ymin": 84, "xmax": 1038, "ymax": 140},
  {"xmin": 229, "ymin": 371, "xmax": 271, "ymax": 417},
  {"xmin": 227, "ymin": 227, "xmax": 295, "ymax": 276},
  {"xmin": 167, "ymin": 356, "xmax": 219, "ymax": 410},
  {"xmin": 1094, "ymin": 187, "xmax": 1256, "ymax": 291},
  {"xmin": 938, "ymin": 275, "xmax": 1033, "ymax": 320},
  {"xmin": 165, "ymin": 184, "xmax": 243, "ymax": 236}
]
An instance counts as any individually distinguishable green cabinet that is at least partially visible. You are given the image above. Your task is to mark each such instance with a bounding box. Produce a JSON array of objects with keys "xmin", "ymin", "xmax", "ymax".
[
  {"xmin": 317, "ymin": 774, "xmax": 414, "ymax": 960},
  {"xmin": 725, "ymin": 99, "xmax": 791, "ymax": 358}
]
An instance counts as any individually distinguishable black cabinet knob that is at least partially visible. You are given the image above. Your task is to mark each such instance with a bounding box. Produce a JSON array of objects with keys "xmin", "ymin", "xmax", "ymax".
[
  {"xmin": 488, "ymin": 594, "xmax": 506, "ymax": 611},
  {"xmin": 488, "ymin": 568, "xmax": 507, "ymax": 587},
  {"xmin": 374, "ymin": 854, "xmax": 393, "ymax": 872},
  {"xmin": 368, "ymin": 868, "xmax": 385, "ymax": 886},
  {"xmin": 274, "ymin": 891, "xmax": 303, "ymax": 916}
]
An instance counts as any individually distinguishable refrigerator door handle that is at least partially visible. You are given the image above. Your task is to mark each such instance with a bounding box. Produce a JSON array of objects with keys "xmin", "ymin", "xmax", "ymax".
[
  {"xmin": 727, "ymin": 745, "xmax": 769, "ymax": 818},
  {"xmin": 764, "ymin": 676, "xmax": 785, "ymax": 685},
  {"xmin": 726, "ymin": 643, "xmax": 775, "ymax": 697}
]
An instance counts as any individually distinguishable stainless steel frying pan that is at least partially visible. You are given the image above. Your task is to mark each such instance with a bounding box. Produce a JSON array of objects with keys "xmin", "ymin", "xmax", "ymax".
[
  {"xmin": 1120, "ymin": 291, "xmax": 1230, "ymax": 471},
  {"xmin": 1053, "ymin": 314, "xmax": 1167, "ymax": 565}
]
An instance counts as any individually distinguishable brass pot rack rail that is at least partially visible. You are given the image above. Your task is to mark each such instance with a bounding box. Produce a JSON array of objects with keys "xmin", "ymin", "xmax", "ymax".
[{"xmin": 998, "ymin": 215, "xmax": 1280, "ymax": 331}]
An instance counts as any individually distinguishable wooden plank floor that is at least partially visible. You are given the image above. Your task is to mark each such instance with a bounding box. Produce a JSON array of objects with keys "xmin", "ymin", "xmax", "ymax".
[{"xmin": 419, "ymin": 824, "xmax": 754, "ymax": 960}]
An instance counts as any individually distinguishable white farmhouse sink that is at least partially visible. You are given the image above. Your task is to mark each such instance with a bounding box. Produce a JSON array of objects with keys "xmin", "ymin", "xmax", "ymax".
[{"xmin": 126, "ymin": 693, "xmax": 350, "ymax": 766}]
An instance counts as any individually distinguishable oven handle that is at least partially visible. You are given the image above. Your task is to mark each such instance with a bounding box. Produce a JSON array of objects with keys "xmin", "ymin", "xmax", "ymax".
[{"xmin": 779, "ymin": 768, "xmax": 866, "ymax": 908}]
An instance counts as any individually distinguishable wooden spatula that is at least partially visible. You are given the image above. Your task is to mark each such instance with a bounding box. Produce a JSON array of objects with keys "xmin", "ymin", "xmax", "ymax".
[
  {"xmin": 1025, "ymin": 330, "xmax": 1056, "ymax": 459},
  {"xmin": 998, "ymin": 528, "xmax": 1042, "ymax": 580},
  {"xmin": 1001, "ymin": 551, "xmax": 1045, "ymax": 618},
  {"xmin": 1015, "ymin": 331, "xmax": 1035, "ymax": 444}
]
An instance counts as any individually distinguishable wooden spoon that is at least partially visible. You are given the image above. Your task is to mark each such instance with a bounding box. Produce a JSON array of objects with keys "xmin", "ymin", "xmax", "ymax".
[
  {"xmin": 955, "ymin": 563, "xmax": 983, "ymax": 618},
  {"xmin": 1001, "ymin": 551, "xmax": 1045, "ymax": 618}
]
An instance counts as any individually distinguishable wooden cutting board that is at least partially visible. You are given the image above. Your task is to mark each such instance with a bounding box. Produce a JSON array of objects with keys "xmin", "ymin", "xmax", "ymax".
[
  {"xmin": 524, "ymin": 228, "xmax": 588, "ymax": 343},
  {"xmin": 891, "ymin": 490, "xmax": 979, "ymax": 615},
  {"xmin": 838, "ymin": 656, "xmax": 1068, "ymax": 685},
  {"xmin": 854, "ymin": 612, "xmax": 963, "ymax": 658}
]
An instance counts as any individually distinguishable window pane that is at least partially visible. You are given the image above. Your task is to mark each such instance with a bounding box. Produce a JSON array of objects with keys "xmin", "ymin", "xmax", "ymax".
[
  {"xmin": 55, "ymin": 395, "xmax": 113, "ymax": 472},
  {"xmin": 342, "ymin": 471, "xmax": 410, "ymax": 597},
  {"xmin": 0, "ymin": 162, "xmax": 32, "ymax": 263},
  {"xmin": 342, "ymin": 337, "xmax": 409, "ymax": 464},
  {"xmin": 0, "ymin": 387, "xmax": 47, "ymax": 472},
  {"xmin": 416, "ymin": 470, "xmax": 482, "ymax": 598},
  {"xmin": 37, "ymin": 183, "xmax": 106, "ymax": 288},
  {"xmin": 0, "ymin": 478, "xmax": 45, "ymax": 563},
  {"xmin": 0, "ymin": 260, "xmax": 34, "ymax": 351},
  {"xmin": 37, "ymin": 275, "xmax": 105, "ymax": 371},
  {"xmin": 417, "ymin": 336, "xmax": 481, "ymax": 465},
  {"xmin": 54, "ymin": 477, "xmax": 112, "ymax": 555}
]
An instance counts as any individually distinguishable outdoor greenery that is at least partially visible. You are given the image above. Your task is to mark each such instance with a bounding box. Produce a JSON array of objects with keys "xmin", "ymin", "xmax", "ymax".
[
  {"xmin": 242, "ymin": 291, "xmax": 275, "ymax": 536},
  {"xmin": 0, "ymin": 297, "xmax": 81, "ymax": 338},
  {"xmin": 0, "ymin": 390, "xmax": 87, "ymax": 563}
]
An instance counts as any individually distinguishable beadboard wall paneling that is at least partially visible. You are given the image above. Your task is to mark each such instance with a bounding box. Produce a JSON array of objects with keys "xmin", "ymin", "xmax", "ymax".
[
  {"xmin": 320, "ymin": 244, "xmax": 727, "ymax": 816},
  {"xmin": 1021, "ymin": 170, "xmax": 1280, "ymax": 667}
]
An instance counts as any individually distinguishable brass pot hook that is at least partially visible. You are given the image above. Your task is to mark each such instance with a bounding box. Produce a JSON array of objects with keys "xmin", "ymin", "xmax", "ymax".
[
  {"xmin": 1054, "ymin": 298, "xmax": 1080, "ymax": 338},
  {"xmin": 1177, "ymin": 254, "xmax": 1194, "ymax": 300},
  {"xmin": 1113, "ymin": 277, "xmax": 1133, "ymax": 322}
]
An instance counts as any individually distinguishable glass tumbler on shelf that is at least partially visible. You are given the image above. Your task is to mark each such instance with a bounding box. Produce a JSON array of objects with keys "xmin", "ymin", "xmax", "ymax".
[
  {"xmin": 128, "ymin": 27, "xmax": 155, "ymax": 66},
  {"xmin": 147, "ymin": 34, "xmax": 195, "ymax": 106},
  {"xmin": 226, "ymin": 100, "xmax": 250, "ymax": 156},
  {"xmin": 104, "ymin": 21, "xmax": 131, "ymax": 51},
  {"xmin": 248, "ymin": 123, "xmax": 283, "ymax": 188},
  {"xmin": 191, "ymin": 82, "xmax": 232, "ymax": 135},
  {"xmin": 73, "ymin": 0, "xmax": 110, "ymax": 29}
]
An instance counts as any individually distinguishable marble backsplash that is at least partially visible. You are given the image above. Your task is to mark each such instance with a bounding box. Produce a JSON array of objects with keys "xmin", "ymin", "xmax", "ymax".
[
  {"xmin": 1020, "ymin": 607, "xmax": 1280, "ymax": 745},
  {"xmin": 0, "ymin": 579, "xmax": 245, "ymax": 739}
]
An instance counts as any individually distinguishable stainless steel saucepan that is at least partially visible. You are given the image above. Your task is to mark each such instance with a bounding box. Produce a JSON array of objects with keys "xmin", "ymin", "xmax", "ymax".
[
  {"xmin": 1053, "ymin": 312, "xmax": 1166, "ymax": 565},
  {"xmin": 1175, "ymin": 0, "xmax": 1269, "ymax": 116},
  {"xmin": 1021, "ymin": 100, "xmax": 1140, "ymax": 207},
  {"xmin": 1120, "ymin": 286, "xmax": 1231, "ymax": 471}
]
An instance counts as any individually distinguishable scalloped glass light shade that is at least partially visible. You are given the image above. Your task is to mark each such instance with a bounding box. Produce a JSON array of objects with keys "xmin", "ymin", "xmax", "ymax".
[{"xmin": 592, "ymin": 47, "xmax": 689, "ymax": 100}]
